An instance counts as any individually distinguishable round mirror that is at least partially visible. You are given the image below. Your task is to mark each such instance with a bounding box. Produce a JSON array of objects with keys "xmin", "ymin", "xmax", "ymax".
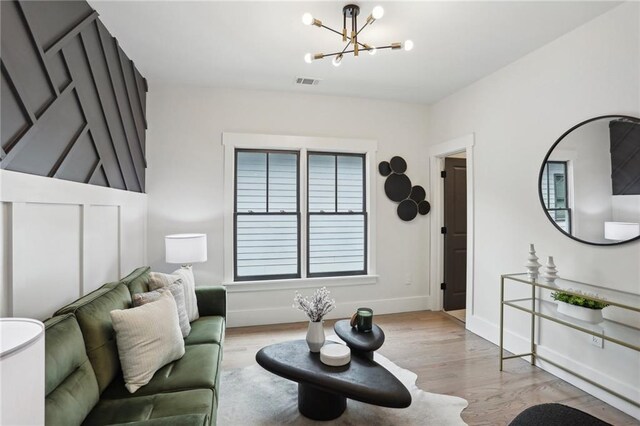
[{"xmin": 538, "ymin": 115, "xmax": 640, "ymax": 245}]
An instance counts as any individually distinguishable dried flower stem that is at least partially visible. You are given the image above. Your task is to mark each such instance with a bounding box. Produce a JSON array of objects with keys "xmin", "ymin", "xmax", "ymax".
[{"xmin": 293, "ymin": 287, "xmax": 335, "ymax": 322}]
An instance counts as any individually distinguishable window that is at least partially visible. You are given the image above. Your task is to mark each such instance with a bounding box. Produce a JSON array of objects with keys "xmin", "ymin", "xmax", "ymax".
[
  {"xmin": 234, "ymin": 150, "xmax": 300, "ymax": 280},
  {"xmin": 233, "ymin": 148, "xmax": 367, "ymax": 282},
  {"xmin": 308, "ymin": 153, "xmax": 367, "ymax": 276},
  {"xmin": 541, "ymin": 161, "xmax": 571, "ymax": 233}
]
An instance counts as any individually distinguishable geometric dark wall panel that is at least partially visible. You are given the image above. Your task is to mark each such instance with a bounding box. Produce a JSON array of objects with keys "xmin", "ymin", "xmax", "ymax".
[
  {"xmin": 610, "ymin": 120, "xmax": 640, "ymax": 195},
  {"xmin": 0, "ymin": 0, "xmax": 147, "ymax": 192}
]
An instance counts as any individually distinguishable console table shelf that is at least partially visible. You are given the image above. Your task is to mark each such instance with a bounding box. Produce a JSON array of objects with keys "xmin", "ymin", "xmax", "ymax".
[{"xmin": 499, "ymin": 273, "xmax": 640, "ymax": 408}]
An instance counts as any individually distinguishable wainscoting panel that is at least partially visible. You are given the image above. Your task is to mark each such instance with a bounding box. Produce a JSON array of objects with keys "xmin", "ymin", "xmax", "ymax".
[
  {"xmin": 0, "ymin": 0, "xmax": 147, "ymax": 192},
  {"xmin": 84, "ymin": 205, "xmax": 120, "ymax": 294},
  {"xmin": 12, "ymin": 202, "xmax": 81, "ymax": 320},
  {"xmin": 1, "ymin": 170, "xmax": 147, "ymax": 319},
  {"xmin": 120, "ymin": 201, "xmax": 147, "ymax": 278}
]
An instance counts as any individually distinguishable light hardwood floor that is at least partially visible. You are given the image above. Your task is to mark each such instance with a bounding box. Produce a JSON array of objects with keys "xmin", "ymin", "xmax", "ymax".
[
  {"xmin": 445, "ymin": 309, "xmax": 466, "ymax": 323},
  {"xmin": 222, "ymin": 311, "xmax": 638, "ymax": 425}
]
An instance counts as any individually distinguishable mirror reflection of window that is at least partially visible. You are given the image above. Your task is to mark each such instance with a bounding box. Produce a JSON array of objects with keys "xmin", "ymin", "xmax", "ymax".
[
  {"xmin": 542, "ymin": 161, "xmax": 571, "ymax": 233},
  {"xmin": 539, "ymin": 115, "xmax": 639, "ymax": 245}
]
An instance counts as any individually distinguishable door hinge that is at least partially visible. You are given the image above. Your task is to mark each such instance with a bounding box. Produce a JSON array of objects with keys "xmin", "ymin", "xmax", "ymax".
[
  {"xmin": 441, "ymin": 226, "xmax": 447, "ymax": 234},
  {"xmin": 441, "ymin": 171, "xmax": 446, "ymax": 178},
  {"xmin": 441, "ymin": 282, "xmax": 446, "ymax": 290}
]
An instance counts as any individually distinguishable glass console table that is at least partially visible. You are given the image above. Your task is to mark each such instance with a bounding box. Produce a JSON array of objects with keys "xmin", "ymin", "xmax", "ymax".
[{"xmin": 499, "ymin": 273, "xmax": 640, "ymax": 408}]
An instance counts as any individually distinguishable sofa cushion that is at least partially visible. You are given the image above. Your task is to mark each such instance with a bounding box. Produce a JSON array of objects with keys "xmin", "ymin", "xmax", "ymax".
[
  {"xmin": 133, "ymin": 282, "xmax": 191, "ymax": 337},
  {"xmin": 82, "ymin": 389, "xmax": 214, "ymax": 426},
  {"xmin": 185, "ymin": 316, "xmax": 225, "ymax": 346},
  {"xmin": 55, "ymin": 283, "xmax": 131, "ymax": 393},
  {"xmin": 120, "ymin": 266, "xmax": 152, "ymax": 294},
  {"xmin": 111, "ymin": 292, "xmax": 186, "ymax": 393},
  {"xmin": 101, "ymin": 343, "xmax": 221, "ymax": 399},
  {"xmin": 148, "ymin": 271, "xmax": 181, "ymax": 290},
  {"xmin": 45, "ymin": 314, "xmax": 99, "ymax": 426},
  {"xmin": 106, "ymin": 414, "xmax": 209, "ymax": 426},
  {"xmin": 171, "ymin": 266, "xmax": 200, "ymax": 321}
]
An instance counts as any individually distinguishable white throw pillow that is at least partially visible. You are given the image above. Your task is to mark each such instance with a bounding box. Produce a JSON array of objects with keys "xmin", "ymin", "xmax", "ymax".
[
  {"xmin": 132, "ymin": 282, "xmax": 191, "ymax": 338},
  {"xmin": 171, "ymin": 266, "xmax": 199, "ymax": 322},
  {"xmin": 148, "ymin": 271, "xmax": 181, "ymax": 291},
  {"xmin": 110, "ymin": 292, "xmax": 185, "ymax": 393}
]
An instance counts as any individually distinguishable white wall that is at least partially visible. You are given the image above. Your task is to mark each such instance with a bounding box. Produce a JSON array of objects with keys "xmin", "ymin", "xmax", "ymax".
[
  {"xmin": 145, "ymin": 86, "xmax": 431, "ymax": 326},
  {"xmin": 427, "ymin": 2, "xmax": 639, "ymax": 417},
  {"xmin": 613, "ymin": 195, "xmax": 640, "ymax": 223},
  {"xmin": 0, "ymin": 170, "xmax": 147, "ymax": 319},
  {"xmin": 0, "ymin": 179, "xmax": 8, "ymax": 317}
]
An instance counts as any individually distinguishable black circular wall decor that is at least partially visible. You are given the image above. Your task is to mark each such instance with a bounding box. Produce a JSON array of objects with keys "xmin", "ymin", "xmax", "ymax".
[
  {"xmin": 398, "ymin": 199, "xmax": 418, "ymax": 221},
  {"xmin": 378, "ymin": 161, "xmax": 392, "ymax": 177},
  {"xmin": 384, "ymin": 173, "xmax": 412, "ymax": 202},
  {"xmin": 418, "ymin": 200, "xmax": 431, "ymax": 215},
  {"xmin": 409, "ymin": 185, "xmax": 426, "ymax": 203},
  {"xmin": 389, "ymin": 156, "xmax": 407, "ymax": 174},
  {"xmin": 379, "ymin": 155, "xmax": 431, "ymax": 221}
]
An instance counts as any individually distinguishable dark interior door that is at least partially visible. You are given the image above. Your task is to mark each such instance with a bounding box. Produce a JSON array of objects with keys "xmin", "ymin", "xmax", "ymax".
[{"xmin": 443, "ymin": 158, "xmax": 467, "ymax": 311}]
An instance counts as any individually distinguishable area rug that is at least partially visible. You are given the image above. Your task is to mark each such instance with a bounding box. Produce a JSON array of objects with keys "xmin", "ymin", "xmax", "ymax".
[{"xmin": 218, "ymin": 343, "xmax": 468, "ymax": 425}]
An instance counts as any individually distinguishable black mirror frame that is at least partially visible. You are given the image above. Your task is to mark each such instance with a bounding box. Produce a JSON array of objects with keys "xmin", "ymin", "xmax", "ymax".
[{"xmin": 537, "ymin": 114, "xmax": 640, "ymax": 246}]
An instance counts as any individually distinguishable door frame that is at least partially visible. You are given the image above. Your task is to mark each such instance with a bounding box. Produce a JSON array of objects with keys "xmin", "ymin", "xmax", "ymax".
[{"xmin": 428, "ymin": 134, "xmax": 475, "ymax": 321}]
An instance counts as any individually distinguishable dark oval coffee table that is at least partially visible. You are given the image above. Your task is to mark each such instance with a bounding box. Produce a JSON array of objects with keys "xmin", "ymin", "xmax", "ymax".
[{"xmin": 255, "ymin": 340, "xmax": 411, "ymax": 421}]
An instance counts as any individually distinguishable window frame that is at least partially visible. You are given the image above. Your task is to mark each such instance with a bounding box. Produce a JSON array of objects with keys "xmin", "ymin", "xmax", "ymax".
[
  {"xmin": 306, "ymin": 151, "xmax": 368, "ymax": 278},
  {"xmin": 233, "ymin": 148, "xmax": 301, "ymax": 281},
  {"xmin": 222, "ymin": 133, "xmax": 378, "ymax": 291},
  {"xmin": 542, "ymin": 160, "xmax": 572, "ymax": 234}
]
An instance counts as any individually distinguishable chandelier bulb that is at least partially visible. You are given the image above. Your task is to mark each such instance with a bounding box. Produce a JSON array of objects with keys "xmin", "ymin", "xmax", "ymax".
[
  {"xmin": 332, "ymin": 55, "xmax": 343, "ymax": 67},
  {"xmin": 368, "ymin": 47, "xmax": 377, "ymax": 56},
  {"xmin": 372, "ymin": 6, "xmax": 384, "ymax": 20},
  {"xmin": 304, "ymin": 53, "xmax": 313, "ymax": 64},
  {"xmin": 302, "ymin": 13, "xmax": 314, "ymax": 26},
  {"xmin": 403, "ymin": 40, "xmax": 414, "ymax": 51}
]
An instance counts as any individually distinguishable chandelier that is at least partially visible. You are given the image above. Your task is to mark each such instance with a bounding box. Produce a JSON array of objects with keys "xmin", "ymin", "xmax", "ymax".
[{"xmin": 302, "ymin": 4, "xmax": 413, "ymax": 67}]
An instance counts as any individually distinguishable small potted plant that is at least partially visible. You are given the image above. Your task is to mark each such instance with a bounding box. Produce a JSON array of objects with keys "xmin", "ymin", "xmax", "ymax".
[
  {"xmin": 551, "ymin": 289, "xmax": 609, "ymax": 323},
  {"xmin": 293, "ymin": 287, "xmax": 335, "ymax": 352}
]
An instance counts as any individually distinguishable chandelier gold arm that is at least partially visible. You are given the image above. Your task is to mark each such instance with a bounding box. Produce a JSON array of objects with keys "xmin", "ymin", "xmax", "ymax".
[
  {"xmin": 319, "ymin": 44, "xmax": 402, "ymax": 58},
  {"xmin": 353, "ymin": 31, "xmax": 358, "ymax": 56}
]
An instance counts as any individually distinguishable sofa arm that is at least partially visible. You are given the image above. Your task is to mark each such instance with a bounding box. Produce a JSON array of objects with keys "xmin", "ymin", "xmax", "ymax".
[{"xmin": 195, "ymin": 286, "xmax": 226, "ymax": 318}]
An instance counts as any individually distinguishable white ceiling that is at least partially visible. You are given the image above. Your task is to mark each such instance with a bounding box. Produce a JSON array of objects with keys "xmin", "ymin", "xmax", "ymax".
[{"xmin": 90, "ymin": 1, "xmax": 619, "ymax": 105}]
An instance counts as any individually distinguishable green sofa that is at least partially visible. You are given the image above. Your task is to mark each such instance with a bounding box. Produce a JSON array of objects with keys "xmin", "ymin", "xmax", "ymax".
[{"xmin": 44, "ymin": 267, "xmax": 226, "ymax": 426}]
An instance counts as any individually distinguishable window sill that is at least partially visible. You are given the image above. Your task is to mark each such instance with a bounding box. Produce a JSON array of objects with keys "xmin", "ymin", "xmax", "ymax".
[{"xmin": 223, "ymin": 274, "xmax": 378, "ymax": 293}]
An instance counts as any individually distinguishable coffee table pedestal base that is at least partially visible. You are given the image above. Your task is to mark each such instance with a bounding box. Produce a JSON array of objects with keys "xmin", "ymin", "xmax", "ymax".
[{"xmin": 298, "ymin": 383, "xmax": 346, "ymax": 420}]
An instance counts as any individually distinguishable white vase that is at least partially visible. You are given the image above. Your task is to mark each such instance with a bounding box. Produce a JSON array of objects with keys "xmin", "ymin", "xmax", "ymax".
[
  {"xmin": 306, "ymin": 321, "xmax": 325, "ymax": 353},
  {"xmin": 525, "ymin": 243, "xmax": 542, "ymax": 281},
  {"xmin": 556, "ymin": 301, "xmax": 604, "ymax": 324},
  {"xmin": 541, "ymin": 256, "xmax": 558, "ymax": 285}
]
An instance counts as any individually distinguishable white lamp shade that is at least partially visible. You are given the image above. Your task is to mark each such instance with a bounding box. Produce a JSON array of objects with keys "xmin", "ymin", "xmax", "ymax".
[
  {"xmin": 165, "ymin": 234, "xmax": 208, "ymax": 264},
  {"xmin": 604, "ymin": 222, "xmax": 640, "ymax": 241},
  {"xmin": 1, "ymin": 318, "xmax": 45, "ymax": 426}
]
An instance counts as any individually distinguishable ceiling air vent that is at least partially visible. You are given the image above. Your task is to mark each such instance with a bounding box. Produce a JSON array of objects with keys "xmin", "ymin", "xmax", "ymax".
[{"xmin": 295, "ymin": 77, "xmax": 321, "ymax": 86}]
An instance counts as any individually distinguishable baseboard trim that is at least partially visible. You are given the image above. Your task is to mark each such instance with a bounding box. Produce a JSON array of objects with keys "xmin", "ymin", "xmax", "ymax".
[
  {"xmin": 465, "ymin": 314, "xmax": 640, "ymax": 420},
  {"xmin": 534, "ymin": 346, "xmax": 640, "ymax": 419},
  {"xmin": 227, "ymin": 295, "xmax": 431, "ymax": 328}
]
